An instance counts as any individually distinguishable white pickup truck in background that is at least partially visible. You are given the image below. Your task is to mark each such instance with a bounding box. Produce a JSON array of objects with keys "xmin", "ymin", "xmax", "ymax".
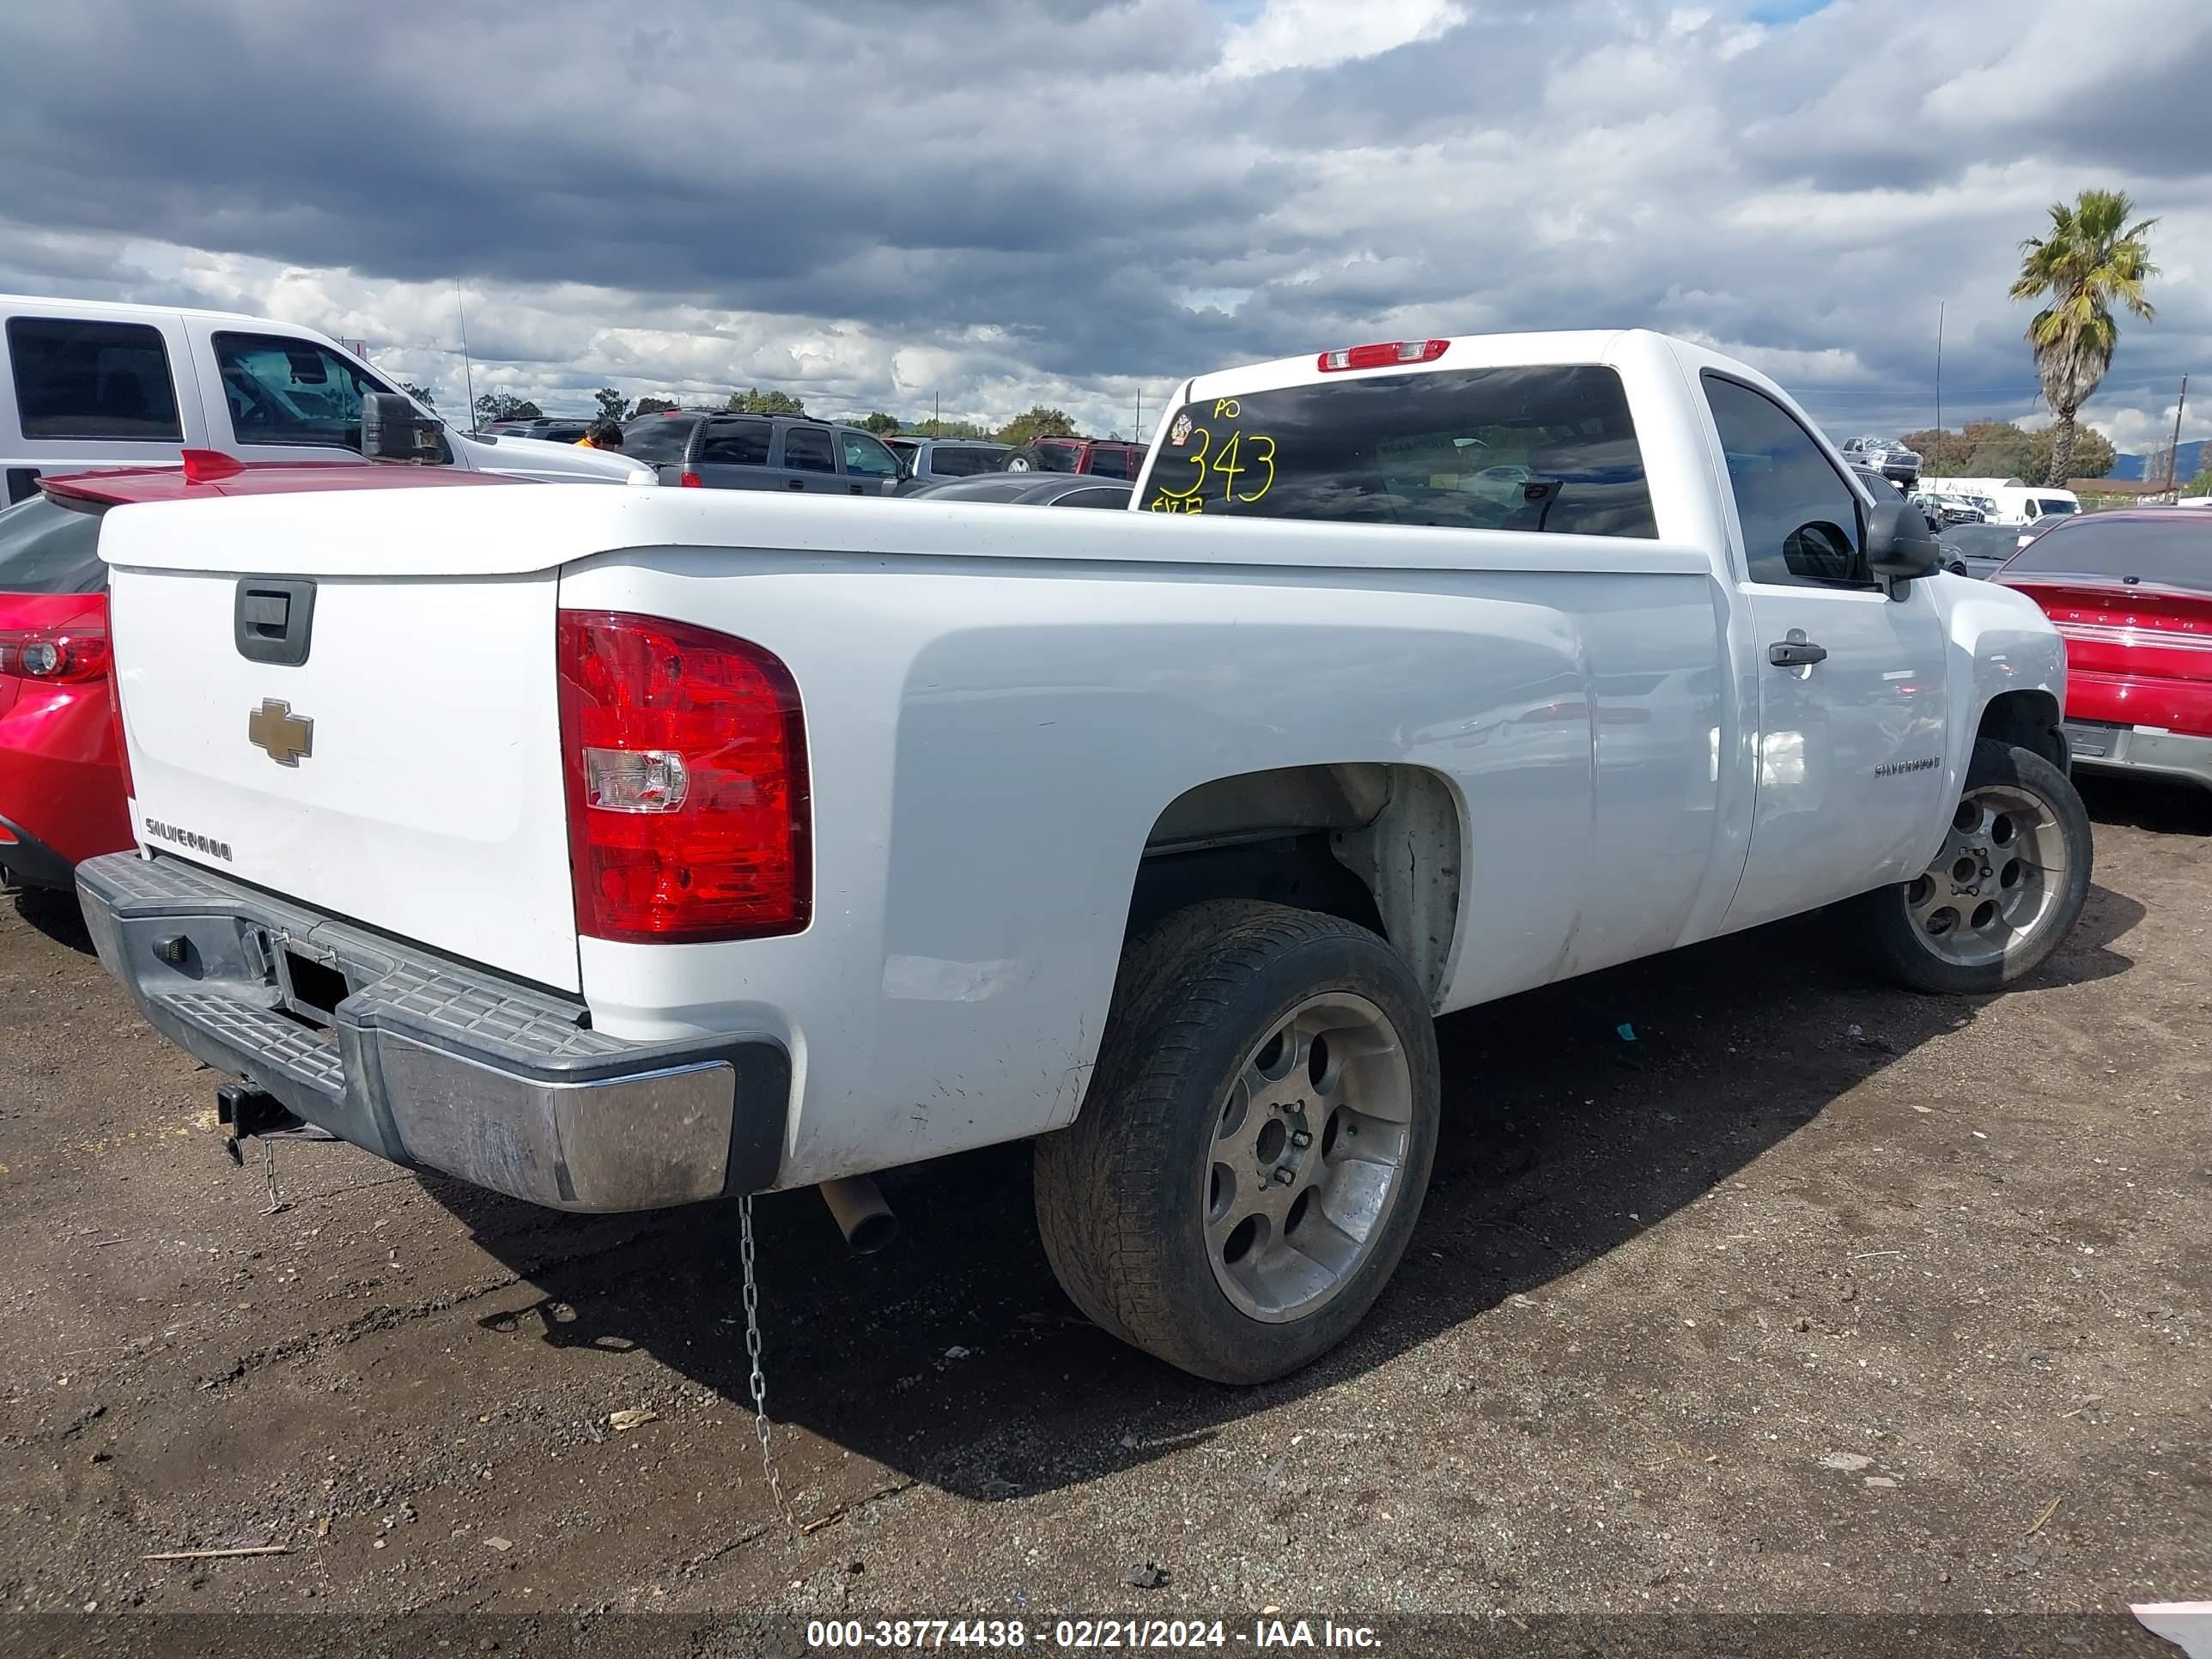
[
  {"xmin": 1, "ymin": 293, "xmax": 653, "ymax": 503},
  {"xmin": 76, "ymin": 328, "xmax": 2091, "ymax": 1383}
]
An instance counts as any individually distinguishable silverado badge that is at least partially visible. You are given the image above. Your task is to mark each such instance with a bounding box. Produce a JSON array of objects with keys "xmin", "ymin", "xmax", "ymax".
[{"xmin": 247, "ymin": 699, "xmax": 314, "ymax": 767}]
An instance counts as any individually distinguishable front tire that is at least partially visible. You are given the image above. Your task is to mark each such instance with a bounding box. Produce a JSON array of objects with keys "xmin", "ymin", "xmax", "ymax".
[
  {"xmin": 1033, "ymin": 901, "xmax": 1440, "ymax": 1384},
  {"xmin": 1854, "ymin": 738, "xmax": 2092, "ymax": 994}
]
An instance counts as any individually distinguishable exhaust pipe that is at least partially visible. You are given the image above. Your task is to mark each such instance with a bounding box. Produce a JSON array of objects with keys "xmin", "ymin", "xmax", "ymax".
[{"xmin": 818, "ymin": 1176, "xmax": 898, "ymax": 1255}]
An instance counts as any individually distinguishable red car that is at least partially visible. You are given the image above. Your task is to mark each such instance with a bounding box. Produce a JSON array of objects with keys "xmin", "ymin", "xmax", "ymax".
[
  {"xmin": 0, "ymin": 453, "xmax": 514, "ymax": 890},
  {"xmin": 1004, "ymin": 436, "xmax": 1148, "ymax": 480},
  {"xmin": 1996, "ymin": 508, "xmax": 2212, "ymax": 796}
]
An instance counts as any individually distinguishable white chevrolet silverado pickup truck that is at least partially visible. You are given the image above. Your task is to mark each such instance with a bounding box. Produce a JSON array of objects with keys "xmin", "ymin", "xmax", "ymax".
[{"xmin": 77, "ymin": 329, "xmax": 2090, "ymax": 1383}]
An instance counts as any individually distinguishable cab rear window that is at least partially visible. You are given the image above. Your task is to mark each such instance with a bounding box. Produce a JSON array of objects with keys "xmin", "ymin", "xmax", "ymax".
[
  {"xmin": 1142, "ymin": 365, "xmax": 1656, "ymax": 538},
  {"xmin": 2007, "ymin": 516, "xmax": 2209, "ymax": 592},
  {"xmin": 0, "ymin": 495, "xmax": 106, "ymax": 594}
]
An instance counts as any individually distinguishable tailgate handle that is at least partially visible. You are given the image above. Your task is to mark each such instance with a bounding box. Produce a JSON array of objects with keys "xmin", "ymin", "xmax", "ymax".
[{"xmin": 234, "ymin": 578, "xmax": 318, "ymax": 667}]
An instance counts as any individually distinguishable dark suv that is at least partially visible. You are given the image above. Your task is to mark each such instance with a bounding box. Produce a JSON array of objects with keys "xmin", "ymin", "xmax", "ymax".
[{"xmin": 623, "ymin": 411, "xmax": 903, "ymax": 495}]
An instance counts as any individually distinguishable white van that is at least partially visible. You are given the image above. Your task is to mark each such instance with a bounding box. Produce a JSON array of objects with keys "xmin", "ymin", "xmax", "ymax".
[
  {"xmin": 1918, "ymin": 476, "xmax": 2080, "ymax": 529},
  {"xmin": 1, "ymin": 294, "xmax": 650, "ymax": 503}
]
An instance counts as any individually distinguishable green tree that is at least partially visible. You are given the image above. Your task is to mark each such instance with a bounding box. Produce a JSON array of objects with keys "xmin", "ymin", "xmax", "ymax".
[
  {"xmin": 729, "ymin": 386, "xmax": 807, "ymax": 416},
  {"xmin": 910, "ymin": 417, "xmax": 990, "ymax": 440},
  {"xmin": 2029, "ymin": 422, "xmax": 2115, "ymax": 483},
  {"xmin": 2185, "ymin": 460, "xmax": 2211, "ymax": 498},
  {"xmin": 1909, "ymin": 420, "xmax": 2036, "ymax": 479},
  {"xmin": 996, "ymin": 405, "xmax": 1076, "ymax": 448},
  {"xmin": 856, "ymin": 411, "xmax": 901, "ymax": 434},
  {"xmin": 399, "ymin": 381, "xmax": 436, "ymax": 409},
  {"xmin": 593, "ymin": 387, "xmax": 631, "ymax": 423},
  {"xmin": 1964, "ymin": 433, "xmax": 2038, "ymax": 479},
  {"xmin": 473, "ymin": 392, "xmax": 542, "ymax": 423},
  {"xmin": 633, "ymin": 396, "xmax": 678, "ymax": 416},
  {"xmin": 2009, "ymin": 188, "xmax": 2160, "ymax": 488}
]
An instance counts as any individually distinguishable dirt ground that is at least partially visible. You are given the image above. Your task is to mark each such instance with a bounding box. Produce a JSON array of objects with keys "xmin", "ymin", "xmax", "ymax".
[{"xmin": 1, "ymin": 776, "xmax": 2206, "ymax": 1643}]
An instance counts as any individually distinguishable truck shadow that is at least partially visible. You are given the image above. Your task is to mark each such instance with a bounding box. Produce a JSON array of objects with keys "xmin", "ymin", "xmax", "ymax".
[
  {"xmin": 2074, "ymin": 773, "xmax": 2212, "ymax": 837},
  {"xmin": 8, "ymin": 884, "xmax": 94, "ymax": 954},
  {"xmin": 434, "ymin": 880, "xmax": 2142, "ymax": 1507}
]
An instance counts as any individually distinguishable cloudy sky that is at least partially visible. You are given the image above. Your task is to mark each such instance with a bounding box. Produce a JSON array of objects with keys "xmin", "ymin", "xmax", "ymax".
[{"xmin": 3, "ymin": 0, "xmax": 2207, "ymax": 454}]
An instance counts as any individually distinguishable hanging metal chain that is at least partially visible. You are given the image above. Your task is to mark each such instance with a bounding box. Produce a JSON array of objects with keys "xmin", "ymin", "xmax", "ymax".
[
  {"xmin": 739, "ymin": 1194, "xmax": 796, "ymax": 1527},
  {"xmin": 260, "ymin": 1137, "xmax": 285, "ymax": 1215}
]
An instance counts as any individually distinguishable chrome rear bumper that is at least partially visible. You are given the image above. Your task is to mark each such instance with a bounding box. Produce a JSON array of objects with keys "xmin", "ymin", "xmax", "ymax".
[
  {"xmin": 75, "ymin": 852, "xmax": 788, "ymax": 1212},
  {"xmin": 2063, "ymin": 722, "xmax": 2212, "ymax": 793}
]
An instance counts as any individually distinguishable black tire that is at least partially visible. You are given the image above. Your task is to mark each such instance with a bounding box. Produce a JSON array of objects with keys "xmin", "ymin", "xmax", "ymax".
[
  {"xmin": 1002, "ymin": 448, "xmax": 1034, "ymax": 471},
  {"xmin": 1033, "ymin": 901, "xmax": 1440, "ymax": 1384},
  {"xmin": 1853, "ymin": 738, "xmax": 2092, "ymax": 994}
]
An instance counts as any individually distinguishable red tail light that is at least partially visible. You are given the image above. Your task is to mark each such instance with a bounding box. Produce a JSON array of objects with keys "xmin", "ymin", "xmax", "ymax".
[
  {"xmin": 0, "ymin": 601, "xmax": 111, "ymax": 683},
  {"xmin": 1317, "ymin": 339, "xmax": 1449, "ymax": 372},
  {"xmin": 556, "ymin": 611, "xmax": 810, "ymax": 943},
  {"xmin": 679, "ymin": 471, "xmax": 703, "ymax": 488}
]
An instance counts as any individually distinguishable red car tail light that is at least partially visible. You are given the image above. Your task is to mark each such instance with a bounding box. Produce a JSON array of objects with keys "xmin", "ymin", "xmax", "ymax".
[
  {"xmin": 0, "ymin": 602, "xmax": 111, "ymax": 683},
  {"xmin": 1317, "ymin": 339, "xmax": 1449, "ymax": 372},
  {"xmin": 556, "ymin": 610, "xmax": 810, "ymax": 943},
  {"xmin": 679, "ymin": 471, "xmax": 703, "ymax": 488}
]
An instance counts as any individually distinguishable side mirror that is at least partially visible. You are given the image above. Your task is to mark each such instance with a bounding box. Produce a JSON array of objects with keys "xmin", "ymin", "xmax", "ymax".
[
  {"xmin": 1863, "ymin": 496, "xmax": 1942, "ymax": 583},
  {"xmin": 362, "ymin": 392, "xmax": 444, "ymax": 462}
]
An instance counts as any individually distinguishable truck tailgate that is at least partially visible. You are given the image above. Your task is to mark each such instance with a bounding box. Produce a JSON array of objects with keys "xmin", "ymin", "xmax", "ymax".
[{"xmin": 102, "ymin": 498, "xmax": 580, "ymax": 993}]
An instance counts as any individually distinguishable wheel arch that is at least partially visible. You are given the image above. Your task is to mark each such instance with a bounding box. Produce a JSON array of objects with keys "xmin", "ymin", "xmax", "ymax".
[
  {"xmin": 1127, "ymin": 763, "xmax": 1466, "ymax": 1009},
  {"xmin": 1976, "ymin": 687, "xmax": 2068, "ymax": 775}
]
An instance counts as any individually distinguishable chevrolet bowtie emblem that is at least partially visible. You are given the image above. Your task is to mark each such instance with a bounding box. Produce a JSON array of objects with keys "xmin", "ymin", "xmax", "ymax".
[{"xmin": 247, "ymin": 699, "xmax": 314, "ymax": 767}]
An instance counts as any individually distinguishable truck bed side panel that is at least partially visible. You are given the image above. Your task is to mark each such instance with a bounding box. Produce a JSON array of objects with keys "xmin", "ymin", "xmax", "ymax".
[{"xmin": 562, "ymin": 549, "xmax": 1723, "ymax": 1188}]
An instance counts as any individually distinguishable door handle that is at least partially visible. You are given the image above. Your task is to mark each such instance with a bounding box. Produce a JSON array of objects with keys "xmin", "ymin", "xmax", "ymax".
[
  {"xmin": 1767, "ymin": 639, "xmax": 1828, "ymax": 667},
  {"xmin": 848, "ymin": 483, "xmax": 864, "ymax": 495},
  {"xmin": 787, "ymin": 478, "xmax": 805, "ymax": 490}
]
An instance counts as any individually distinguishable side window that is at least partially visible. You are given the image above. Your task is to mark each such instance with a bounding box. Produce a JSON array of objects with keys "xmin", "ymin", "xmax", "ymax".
[
  {"xmin": 1702, "ymin": 374, "xmax": 1868, "ymax": 588},
  {"xmin": 213, "ymin": 332, "xmax": 382, "ymax": 451},
  {"xmin": 621, "ymin": 416, "xmax": 700, "ymax": 465},
  {"xmin": 7, "ymin": 318, "xmax": 183, "ymax": 441},
  {"xmin": 839, "ymin": 432, "xmax": 899, "ymax": 477},
  {"xmin": 782, "ymin": 427, "xmax": 835, "ymax": 474},
  {"xmin": 931, "ymin": 447, "xmax": 995, "ymax": 478},
  {"xmin": 697, "ymin": 419, "xmax": 772, "ymax": 466},
  {"xmin": 1059, "ymin": 488, "xmax": 1128, "ymax": 510}
]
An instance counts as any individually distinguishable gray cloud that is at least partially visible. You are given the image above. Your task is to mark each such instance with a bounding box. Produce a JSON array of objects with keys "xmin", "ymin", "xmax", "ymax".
[{"xmin": 2, "ymin": 0, "xmax": 2205, "ymax": 444}]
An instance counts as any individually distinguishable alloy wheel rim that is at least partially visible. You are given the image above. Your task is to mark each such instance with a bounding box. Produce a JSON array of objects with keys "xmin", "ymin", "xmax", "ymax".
[
  {"xmin": 1904, "ymin": 783, "xmax": 2068, "ymax": 970},
  {"xmin": 1203, "ymin": 992, "xmax": 1413, "ymax": 1324}
]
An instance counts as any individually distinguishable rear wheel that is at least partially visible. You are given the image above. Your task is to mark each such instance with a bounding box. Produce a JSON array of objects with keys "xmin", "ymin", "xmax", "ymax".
[
  {"xmin": 1855, "ymin": 738, "xmax": 2091, "ymax": 994},
  {"xmin": 1033, "ymin": 901, "xmax": 1439, "ymax": 1384}
]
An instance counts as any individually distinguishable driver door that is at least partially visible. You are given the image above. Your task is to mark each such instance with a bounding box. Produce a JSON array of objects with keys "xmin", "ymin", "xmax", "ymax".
[{"xmin": 1704, "ymin": 374, "xmax": 1951, "ymax": 932}]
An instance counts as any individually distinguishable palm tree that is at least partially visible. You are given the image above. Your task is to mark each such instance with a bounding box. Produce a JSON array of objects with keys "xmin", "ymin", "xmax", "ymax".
[{"xmin": 2009, "ymin": 189, "xmax": 2159, "ymax": 487}]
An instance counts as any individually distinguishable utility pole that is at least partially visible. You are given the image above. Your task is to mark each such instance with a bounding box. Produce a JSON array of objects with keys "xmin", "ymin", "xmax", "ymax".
[
  {"xmin": 1134, "ymin": 390, "xmax": 1142, "ymax": 442},
  {"xmin": 2166, "ymin": 376, "xmax": 2189, "ymax": 496},
  {"xmin": 1934, "ymin": 301, "xmax": 1944, "ymax": 473}
]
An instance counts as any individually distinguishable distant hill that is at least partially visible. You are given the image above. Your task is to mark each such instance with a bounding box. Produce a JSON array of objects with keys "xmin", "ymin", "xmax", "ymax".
[{"xmin": 2112, "ymin": 439, "xmax": 2206, "ymax": 483}]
